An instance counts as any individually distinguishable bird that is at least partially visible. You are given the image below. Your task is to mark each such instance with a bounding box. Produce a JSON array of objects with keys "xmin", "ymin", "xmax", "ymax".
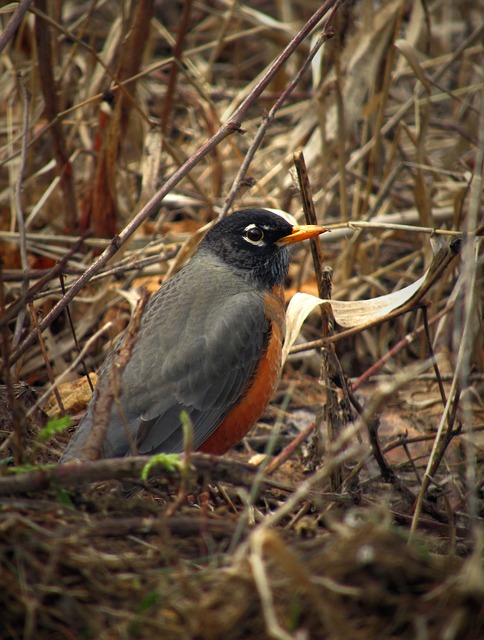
[{"xmin": 60, "ymin": 208, "xmax": 326, "ymax": 462}]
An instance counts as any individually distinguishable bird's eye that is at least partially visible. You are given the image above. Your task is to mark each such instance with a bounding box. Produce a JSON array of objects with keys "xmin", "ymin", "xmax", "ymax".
[{"xmin": 244, "ymin": 225, "xmax": 264, "ymax": 243}]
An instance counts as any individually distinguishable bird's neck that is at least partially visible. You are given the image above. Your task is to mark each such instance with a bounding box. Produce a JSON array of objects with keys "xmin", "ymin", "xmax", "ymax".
[{"xmin": 250, "ymin": 252, "xmax": 289, "ymax": 290}]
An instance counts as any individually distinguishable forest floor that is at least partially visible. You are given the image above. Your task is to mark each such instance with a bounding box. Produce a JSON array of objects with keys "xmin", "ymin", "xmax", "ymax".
[{"xmin": 0, "ymin": 1, "xmax": 483, "ymax": 638}]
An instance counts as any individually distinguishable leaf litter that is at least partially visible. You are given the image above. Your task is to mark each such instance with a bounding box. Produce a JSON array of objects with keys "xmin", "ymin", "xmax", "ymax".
[{"xmin": 0, "ymin": 1, "xmax": 483, "ymax": 638}]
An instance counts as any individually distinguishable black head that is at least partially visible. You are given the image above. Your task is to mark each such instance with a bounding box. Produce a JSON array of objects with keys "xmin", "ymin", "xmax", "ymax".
[{"xmin": 199, "ymin": 209, "xmax": 326, "ymax": 289}]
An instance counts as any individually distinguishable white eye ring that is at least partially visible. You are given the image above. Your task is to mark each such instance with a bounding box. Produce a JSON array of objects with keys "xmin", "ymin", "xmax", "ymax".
[{"xmin": 243, "ymin": 224, "xmax": 265, "ymax": 245}]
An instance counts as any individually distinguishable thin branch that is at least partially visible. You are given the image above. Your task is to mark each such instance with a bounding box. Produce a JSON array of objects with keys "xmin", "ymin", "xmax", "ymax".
[
  {"xmin": 0, "ymin": 453, "xmax": 287, "ymax": 495},
  {"xmin": 0, "ymin": 236, "xmax": 86, "ymax": 329},
  {"xmin": 351, "ymin": 304, "xmax": 454, "ymax": 391},
  {"xmin": 81, "ymin": 291, "xmax": 149, "ymax": 461},
  {"xmin": 27, "ymin": 300, "xmax": 64, "ymax": 414},
  {"xmin": 160, "ymin": 0, "xmax": 193, "ymax": 134},
  {"xmin": 58, "ymin": 274, "xmax": 94, "ymax": 392},
  {"xmin": 34, "ymin": 1, "xmax": 78, "ymax": 232},
  {"xmin": 221, "ymin": 19, "xmax": 339, "ymax": 217},
  {"xmin": 9, "ymin": 0, "xmax": 343, "ymax": 366},
  {"xmin": 26, "ymin": 321, "xmax": 114, "ymax": 417},
  {"xmin": 0, "ymin": 0, "xmax": 32, "ymax": 54},
  {"xmin": 11, "ymin": 75, "xmax": 31, "ymax": 352},
  {"xmin": 293, "ymin": 150, "xmax": 327, "ymax": 291}
]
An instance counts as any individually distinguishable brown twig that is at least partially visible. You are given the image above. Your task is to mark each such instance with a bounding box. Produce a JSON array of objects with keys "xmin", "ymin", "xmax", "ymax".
[
  {"xmin": 320, "ymin": 24, "xmax": 484, "ymax": 198},
  {"xmin": 363, "ymin": 414, "xmax": 396, "ymax": 484},
  {"xmin": 350, "ymin": 303, "xmax": 454, "ymax": 391},
  {"xmin": 58, "ymin": 274, "xmax": 94, "ymax": 392},
  {"xmin": 0, "ymin": 0, "xmax": 32, "ymax": 54},
  {"xmin": 266, "ymin": 421, "xmax": 316, "ymax": 475},
  {"xmin": 80, "ymin": 290, "xmax": 149, "ymax": 461},
  {"xmin": 293, "ymin": 150, "xmax": 326, "ymax": 292},
  {"xmin": 27, "ymin": 301, "xmax": 65, "ymax": 414},
  {"xmin": 0, "ymin": 260, "xmax": 24, "ymax": 465},
  {"xmin": 220, "ymin": 18, "xmax": 340, "ymax": 217},
  {"xmin": 334, "ymin": 42, "xmax": 348, "ymax": 223},
  {"xmin": 34, "ymin": 1, "xmax": 78, "ymax": 233},
  {"xmin": 0, "ymin": 236, "xmax": 86, "ymax": 330},
  {"xmin": 318, "ymin": 269, "xmax": 345, "ymax": 489},
  {"xmin": 0, "ymin": 453, "xmax": 287, "ymax": 495},
  {"xmin": 28, "ymin": 5, "xmax": 152, "ymax": 127},
  {"xmin": 293, "ymin": 152, "xmax": 354, "ymax": 484},
  {"xmin": 421, "ymin": 305, "xmax": 449, "ymax": 408},
  {"xmin": 160, "ymin": 0, "xmax": 193, "ymax": 135},
  {"xmin": 2, "ymin": 73, "xmax": 33, "ymax": 464},
  {"xmin": 9, "ymin": 0, "xmax": 344, "ymax": 367},
  {"xmin": 293, "ymin": 152, "xmax": 332, "ymax": 474},
  {"xmin": 85, "ymin": 0, "xmax": 155, "ymax": 240},
  {"xmin": 11, "ymin": 74, "xmax": 31, "ymax": 353}
]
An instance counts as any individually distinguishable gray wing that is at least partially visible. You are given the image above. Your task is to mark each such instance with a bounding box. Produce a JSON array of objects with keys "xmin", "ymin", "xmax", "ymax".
[
  {"xmin": 60, "ymin": 257, "xmax": 268, "ymax": 460},
  {"xmin": 134, "ymin": 293, "xmax": 268, "ymax": 454}
]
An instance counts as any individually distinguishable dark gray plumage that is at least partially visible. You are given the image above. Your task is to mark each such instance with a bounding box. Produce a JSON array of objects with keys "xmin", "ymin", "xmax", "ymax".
[{"xmin": 61, "ymin": 209, "xmax": 301, "ymax": 461}]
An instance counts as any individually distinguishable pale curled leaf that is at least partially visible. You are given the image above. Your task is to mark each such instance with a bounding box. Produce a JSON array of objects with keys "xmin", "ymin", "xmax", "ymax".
[
  {"xmin": 282, "ymin": 237, "xmax": 450, "ymax": 365},
  {"xmin": 282, "ymin": 273, "xmax": 420, "ymax": 365}
]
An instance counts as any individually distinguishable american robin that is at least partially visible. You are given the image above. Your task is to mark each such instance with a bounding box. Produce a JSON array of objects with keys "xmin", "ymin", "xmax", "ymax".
[{"xmin": 61, "ymin": 209, "xmax": 326, "ymax": 461}]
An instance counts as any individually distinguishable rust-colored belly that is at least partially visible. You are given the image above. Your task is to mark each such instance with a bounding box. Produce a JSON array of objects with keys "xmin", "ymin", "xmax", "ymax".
[{"xmin": 198, "ymin": 286, "xmax": 285, "ymax": 455}]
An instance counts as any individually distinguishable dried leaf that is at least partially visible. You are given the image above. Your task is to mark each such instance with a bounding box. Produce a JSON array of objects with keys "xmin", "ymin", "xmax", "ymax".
[
  {"xmin": 394, "ymin": 39, "xmax": 430, "ymax": 92},
  {"xmin": 139, "ymin": 129, "xmax": 163, "ymax": 204},
  {"xmin": 283, "ymin": 237, "xmax": 450, "ymax": 364}
]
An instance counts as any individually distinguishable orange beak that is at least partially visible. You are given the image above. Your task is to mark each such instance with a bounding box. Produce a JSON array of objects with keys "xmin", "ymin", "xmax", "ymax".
[{"xmin": 278, "ymin": 224, "xmax": 329, "ymax": 246}]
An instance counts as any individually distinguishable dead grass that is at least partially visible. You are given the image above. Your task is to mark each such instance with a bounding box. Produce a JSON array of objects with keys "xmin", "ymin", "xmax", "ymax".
[{"xmin": 0, "ymin": 1, "xmax": 483, "ymax": 638}]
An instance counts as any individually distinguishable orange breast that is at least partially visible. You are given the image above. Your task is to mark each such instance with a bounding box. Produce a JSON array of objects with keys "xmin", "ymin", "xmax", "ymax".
[{"xmin": 198, "ymin": 285, "xmax": 285, "ymax": 455}]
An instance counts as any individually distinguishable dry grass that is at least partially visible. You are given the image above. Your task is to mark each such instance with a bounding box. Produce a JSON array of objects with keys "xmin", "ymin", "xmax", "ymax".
[{"xmin": 0, "ymin": 1, "xmax": 483, "ymax": 638}]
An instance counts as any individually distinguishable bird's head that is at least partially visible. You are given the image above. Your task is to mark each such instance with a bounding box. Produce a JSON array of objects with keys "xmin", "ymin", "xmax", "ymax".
[{"xmin": 200, "ymin": 209, "xmax": 327, "ymax": 288}]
